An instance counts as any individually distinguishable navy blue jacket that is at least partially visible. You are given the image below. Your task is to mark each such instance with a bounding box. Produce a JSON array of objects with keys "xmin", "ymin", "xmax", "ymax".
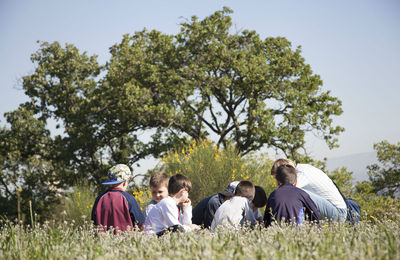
[
  {"xmin": 192, "ymin": 193, "xmax": 225, "ymax": 228},
  {"xmin": 264, "ymin": 184, "xmax": 321, "ymax": 227}
]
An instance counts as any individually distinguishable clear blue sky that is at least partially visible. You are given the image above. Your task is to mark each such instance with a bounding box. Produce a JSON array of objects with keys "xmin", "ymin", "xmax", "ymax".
[{"xmin": 1, "ymin": 0, "xmax": 399, "ymax": 163}]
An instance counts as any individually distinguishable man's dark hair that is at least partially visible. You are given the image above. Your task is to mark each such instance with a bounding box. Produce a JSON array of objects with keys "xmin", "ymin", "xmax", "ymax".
[
  {"xmin": 253, "ymin": 186, "xmax": 267, "ymax": 208},
  {"xmin": 235, "ymin": 180, "xmax": 255, "ymax": 201},
  {"xmin": 168, "ymin": 174, "xmax": 192, "ymax": 195},
  {"xmin": 275, "ymin": 164, "xmax": 297, "ymax": 185}
]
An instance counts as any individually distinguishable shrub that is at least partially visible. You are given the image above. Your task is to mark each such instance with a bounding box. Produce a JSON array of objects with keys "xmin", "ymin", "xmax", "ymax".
[
  {"xmin": 63, "ymin": 182, "xmax": 97, "ymax": 225},
  {"xmin": 161, "ymin": 140, "xmax": 276, "ymax": 205}
]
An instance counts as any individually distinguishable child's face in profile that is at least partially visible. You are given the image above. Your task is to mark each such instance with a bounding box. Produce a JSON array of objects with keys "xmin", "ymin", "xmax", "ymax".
[{"xmin": 151, "ymin": 185, "xmax": 168, "ymax": 203}]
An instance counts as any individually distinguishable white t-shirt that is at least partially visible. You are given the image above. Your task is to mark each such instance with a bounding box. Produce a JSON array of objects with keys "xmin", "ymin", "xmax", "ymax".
[
  {"xmin": 296, "ymin": 164, "xmax": 346, "ymax": 209},
  {"xmin": 211, "ymin": 196, "xmax": 256, "ymax": 231},
  {"xmin": 143, "ymin": 200, "xmax": 157, "ymax": 220},
  {"xmin": 144, "ymin": 196, "xmax": 192, "ymax": 234}
]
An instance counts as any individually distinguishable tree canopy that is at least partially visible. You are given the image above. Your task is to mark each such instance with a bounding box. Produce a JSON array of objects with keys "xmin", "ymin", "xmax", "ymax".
[{"xmin": 0, "ymin": 7, "xmax": 344, "ymax": 219}]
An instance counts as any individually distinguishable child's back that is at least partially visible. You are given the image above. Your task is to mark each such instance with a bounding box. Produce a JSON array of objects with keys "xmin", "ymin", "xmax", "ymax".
[
  {"xmin": 264, "ymin": 184, "xmax": 320, "ymax": 226},
  {"xmin": 264, "ymin": 164, "xmax": 321, "ymax": 227},
  {"xmin": 91, "ymin": 164, "xmax": 145, "ymax": 232},
  {"xmin": 211, "ymin": 181, "xmax": 256, "ymax": 231},
  {"xmin": 211, "ymin": 196, "xmax": 255, "ymax": 231}
]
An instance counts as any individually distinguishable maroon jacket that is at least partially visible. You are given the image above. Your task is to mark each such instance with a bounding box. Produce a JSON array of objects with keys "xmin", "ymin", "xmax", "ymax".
[{"xmin": 91, "ymin": 187, "xmax": 145, "ymax": 232}]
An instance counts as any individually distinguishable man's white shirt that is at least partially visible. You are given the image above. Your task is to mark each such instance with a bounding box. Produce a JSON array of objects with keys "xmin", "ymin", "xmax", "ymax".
[
  {"xmin": 144, "ymin": 196, "xmax": 192, "ymax": 234},
  {"xmin": 296, "ymin": 164, "xmax": 347, "ymax": 209}
]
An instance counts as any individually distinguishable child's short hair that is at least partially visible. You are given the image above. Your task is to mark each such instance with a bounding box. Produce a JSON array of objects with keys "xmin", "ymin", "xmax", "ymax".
[
  {"xmin": 235, "ymin": 181, "xmax": 255, "ymax": 201},
  {"xmin": 271, "ymin": 158, "xmax": 296, "ymax": 175},
  {"xmin": 275, "ymin": 164, "xmax": 297, "ymax": 185},
  {"xmin": 149, "ymin": 171, "xmax": 169, "ymax": 188},
  {"xmin": 168, "ymin": 174, "xmax": 192, "ymax": 195},
  {"xmin": 253, "ymin": 186, "xmax": 267, "ymax": 208}
]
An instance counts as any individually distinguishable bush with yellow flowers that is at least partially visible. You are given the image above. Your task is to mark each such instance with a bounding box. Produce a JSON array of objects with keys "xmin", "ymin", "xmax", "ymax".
[{"xmin": 161, "ymin": 139, "xmax": 276, "ymax": 205}]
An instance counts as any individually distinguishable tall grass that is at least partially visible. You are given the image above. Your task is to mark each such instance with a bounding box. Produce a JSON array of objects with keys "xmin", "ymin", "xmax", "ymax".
[{"xmin": 1, "ymin": 216, "xmax": 399, "ymax": 259}]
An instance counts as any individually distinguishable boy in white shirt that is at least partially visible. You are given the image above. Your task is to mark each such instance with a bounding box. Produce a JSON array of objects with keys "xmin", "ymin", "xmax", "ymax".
[
  {"xmin": 145, "ymin": 174, "xmax": 200, "ymax": 236},
  {"xmin": 143, "ymin": 171, "xmax": 169, "ymax": 219},
  {"xmin": 211, "ymin": 180, "xmax": 257, "ymax": 231}
]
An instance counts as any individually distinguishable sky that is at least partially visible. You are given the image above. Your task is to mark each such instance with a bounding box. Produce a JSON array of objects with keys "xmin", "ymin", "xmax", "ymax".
[{"xmin": 1, "ymin": 0, "xmax": 399, "ymax": 174}]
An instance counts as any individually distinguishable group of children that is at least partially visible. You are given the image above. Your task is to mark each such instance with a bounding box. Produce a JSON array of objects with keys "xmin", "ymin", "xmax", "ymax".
[{"xmin": 92, "ymin": 158, "xmax": 344, "ymax": 235}]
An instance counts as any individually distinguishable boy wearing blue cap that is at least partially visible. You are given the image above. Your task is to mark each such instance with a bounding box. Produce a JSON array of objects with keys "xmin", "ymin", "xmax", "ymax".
[{"xmin": 91, "ymin": 164, "xmax": 145, "ymax": 233}]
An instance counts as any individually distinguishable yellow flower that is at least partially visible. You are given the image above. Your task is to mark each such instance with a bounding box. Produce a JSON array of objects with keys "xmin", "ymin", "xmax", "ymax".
[
  {"xmin": 370, "ymin": 215, "xmax": 375, "ymax": 219},
  {"xmin": 244, "ymin": 176, "xmax": 249, "ymax": 180},
  {"xmin": 324, "ymin": 224, "xmax": 328, "ymax": 227},
  {"xmin": 78, "ymin": 192, "xmax": 81, "ymax": 199},
  {"xmin": 174, "ymin": 153, "xmax": 179, "ymax": 158}
]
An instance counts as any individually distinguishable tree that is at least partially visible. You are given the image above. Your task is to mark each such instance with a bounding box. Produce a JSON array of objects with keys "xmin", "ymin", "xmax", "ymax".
[
  {"xmin": 106, "ymin": 7, "xmax": 343, "ymax": 158},
  {"xmin": 1, "ymin": 7, "xmax": 344, "ymax": 219},
  {"xmin": 0, "ymin": 106, "xmax": 60, "ymax": 220},
  {"xmin": 367, "ymin": 140, "xmax": 400, "ymax": 197}
]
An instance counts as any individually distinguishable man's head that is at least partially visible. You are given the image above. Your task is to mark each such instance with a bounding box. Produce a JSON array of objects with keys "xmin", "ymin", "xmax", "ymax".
[
  {"xmin": 235, "ymin": 180, "xmax": 255, "ymax": 201},
  {"xmin": 149, "ymin": 171, "xmax": 169, "ymax": 203},
  {"xmin": 275, "ymin": 164, "xmax": 297, "ymax": 186},
  {"xmin": 271, "ymin": 158, "xmax": 296, "ymax": 176},
  {"xmin": 102, "ymin": 164, "xmax": 132, "ymax": 190}
]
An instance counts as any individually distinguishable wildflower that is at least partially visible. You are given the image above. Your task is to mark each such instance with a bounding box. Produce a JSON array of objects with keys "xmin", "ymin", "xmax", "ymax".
[{"xmin": 370, "ymin": 215, "xmax": 375, "ymax": 219}]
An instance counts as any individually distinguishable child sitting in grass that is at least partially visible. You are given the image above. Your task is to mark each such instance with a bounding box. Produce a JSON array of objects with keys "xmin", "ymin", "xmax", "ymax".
[
  {"xmin": 192, "ymin": 181, "xmax": 239, "ymax": 229},
  {"xmin": 144, "ymin": 174, "xmax": 200, "ymax": 236},
  {"xmin": 211, "ymin": 180, "xmax": 257, "ymax": 231},
  {"xmin": 264, "ymin": 164, "xmax": 321, "ymax": 227},
  {"xmin": 143, "ymin": 171, "xmax": 169, "ymax": 219},
  {"xmin": 91, "ymin": 164, "xmax": 145, "ymax": 233}
]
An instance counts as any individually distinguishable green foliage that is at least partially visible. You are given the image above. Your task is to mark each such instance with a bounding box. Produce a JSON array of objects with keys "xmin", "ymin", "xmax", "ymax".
[
  {"xmin": 0, "ymin": 107, "xmax": 61, "ymax": 221},
  {"xmin": 0, "ymin": 218, "xmax": 399, "ymax": 259},
  {"xmin": 367, "ymin": 140, "xmax": 400, "ymax": 197},
  {"xmin": 1, "ymin": 7, "xmax": 344, "ymax": 222},
  {"xmin": 161, "ymin": 140, "xmax": 276, "ymax": 205},
  {"xmin": 327, "ymin": 166, "xmax": 354, "ymax": 196}
]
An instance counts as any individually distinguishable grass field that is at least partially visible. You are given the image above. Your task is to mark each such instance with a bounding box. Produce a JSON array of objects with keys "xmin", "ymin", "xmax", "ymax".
[{"xmin": 1, "ymin": 215, "xmax": 399, "ymax": 259}]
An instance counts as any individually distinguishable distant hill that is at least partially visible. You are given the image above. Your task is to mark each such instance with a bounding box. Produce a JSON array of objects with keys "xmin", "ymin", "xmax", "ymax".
[{"xmin": 326, "ymin": 151, "xmax": 378, "ymax": 183}]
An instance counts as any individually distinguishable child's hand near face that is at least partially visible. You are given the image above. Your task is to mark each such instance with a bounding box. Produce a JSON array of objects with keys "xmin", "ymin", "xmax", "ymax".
[{"xmin": 181, "ymin": 198, "xmax": 192, "ymax": 208}]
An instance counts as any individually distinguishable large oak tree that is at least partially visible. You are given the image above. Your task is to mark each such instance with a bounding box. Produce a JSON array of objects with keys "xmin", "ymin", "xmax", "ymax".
[{"xmin": 0, "ymin": 7, "xmax": 343, "ymax": 219}]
